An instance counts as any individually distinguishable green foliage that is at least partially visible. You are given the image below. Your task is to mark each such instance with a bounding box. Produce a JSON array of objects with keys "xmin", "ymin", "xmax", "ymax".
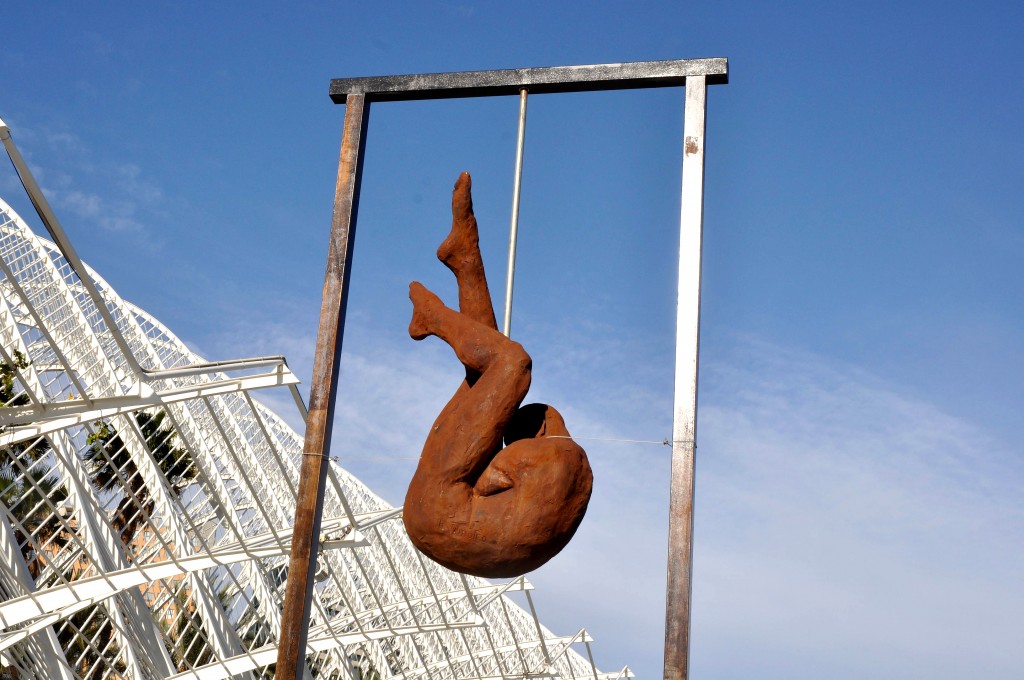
[
  {"xmin": 56, "ymin": 604, "xmax": 125, "ymax": 678},
  {"xmin": 0, "ymin": 349, "xmax": 29, "ymax": 408},
  {"xmin": 84, "ymin": 409, "xmax": 205, "ymax": 671},
  {"xmin": 1, "ymin": 349, "xmax": 209, "ymax": 675},
  {"xmin": 83, "ymin": 410, "xmax": 196, "ymax": 547},
  {"xmin": 161, "ymin": 586, "xmax": 214, "ymax": 671},
  {"xmin": 0, "ymin": 350, "xmax": 62, "ymax": 581}
]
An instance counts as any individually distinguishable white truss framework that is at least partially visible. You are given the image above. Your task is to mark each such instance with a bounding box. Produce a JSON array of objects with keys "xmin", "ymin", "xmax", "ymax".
[{"xmin": 0, "ymin": 190, "xmax": 632, "ymax": 680}]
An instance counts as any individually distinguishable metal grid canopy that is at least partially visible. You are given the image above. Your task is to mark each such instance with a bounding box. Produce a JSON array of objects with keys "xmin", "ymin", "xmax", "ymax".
[
  {"xmin": 284, "ymin": 59, "xmax": 728, "ymax": 680},
  {"xmin": 0, "ymin": 122, "xmax": 626, "ymax": 680}
]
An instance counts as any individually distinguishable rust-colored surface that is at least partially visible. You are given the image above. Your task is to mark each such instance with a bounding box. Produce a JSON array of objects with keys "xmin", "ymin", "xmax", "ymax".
[{"xmin": 403, "ymin": 172, "xmax": 593, "ymax": 578}]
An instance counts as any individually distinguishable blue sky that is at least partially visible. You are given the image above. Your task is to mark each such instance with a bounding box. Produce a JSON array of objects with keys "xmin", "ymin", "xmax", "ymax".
[{"xmin": 2, "ymin": 2, "xmax": 1023, "ymax": 678}]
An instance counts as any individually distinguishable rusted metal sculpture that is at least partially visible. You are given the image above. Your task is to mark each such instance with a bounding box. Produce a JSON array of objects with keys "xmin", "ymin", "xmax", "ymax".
[{"xmin": 403, "ymin": 172, "xmax": 593, "ymax": 578}]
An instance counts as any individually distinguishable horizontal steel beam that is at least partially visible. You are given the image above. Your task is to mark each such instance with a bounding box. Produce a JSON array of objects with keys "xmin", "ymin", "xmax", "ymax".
[
  {"xmin": 391, "ymin": 633, "xmax": 589, "ymax": 680},
  {"xmin": 142, "ymin": 355, "xmax": 291, "ymax": 380},
  {"xmin": 330, "ymin": 58, "xmax": 728, "ymax": 103},
  {"xmin": 0, "ymin": 366, "xmax": 299, "ymax": 445},
  {"xmin": 0, "ymin": 513, "xmax": 380, "ymax": 634},
  {"xmin": 337, "ymin": 578, "xmax": 531, "ymax": 635},
  {"xmin": 433, "ymin": 674, "xmax": 630, "ymax": 680},
  {"xmin": 168, "ymin": 622, "xmax": 480, "ymax": 680}
]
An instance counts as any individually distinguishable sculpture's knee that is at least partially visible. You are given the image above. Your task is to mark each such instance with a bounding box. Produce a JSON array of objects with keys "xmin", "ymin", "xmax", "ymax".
[{"xmin": 504, "ymin": 340, "xmax": 531, "ymax": 374}]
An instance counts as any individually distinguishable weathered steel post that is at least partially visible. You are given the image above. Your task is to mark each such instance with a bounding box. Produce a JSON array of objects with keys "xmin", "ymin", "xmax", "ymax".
[
  {"xmin": 664, "ymin": 74, "xmax": 708, "ymax": 680},
  {"xmin": 276, "ymin": 94, "xmax": 369, "ymax": 680}
]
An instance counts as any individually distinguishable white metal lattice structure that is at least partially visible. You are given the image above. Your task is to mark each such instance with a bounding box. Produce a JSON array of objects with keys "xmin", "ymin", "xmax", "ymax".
[{"xmin": 0, "ymin": 160, "xmax": 630, "ymax": 678}]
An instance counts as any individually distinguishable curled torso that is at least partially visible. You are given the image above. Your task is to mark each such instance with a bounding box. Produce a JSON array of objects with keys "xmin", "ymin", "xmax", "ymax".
[{"xmin": 404, "ymin": 435, "xmax": 593, "ymax": 578}]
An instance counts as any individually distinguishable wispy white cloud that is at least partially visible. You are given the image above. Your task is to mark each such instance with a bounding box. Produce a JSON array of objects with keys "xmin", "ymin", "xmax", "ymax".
[
  {"xmin": 45, "ymin": 186, "xmax": 145, "ymax": 233},
  {"xmin": 196, "ymin": 308, "xmax": 1024, "ymax": 679},
  {"xmin": 45, "ymin": 130, "xmax": 83, "ymax": 153},
  {"xmin": 57, "ymin": 189, "xmax": 103, "ymax": 217},
  {"xmin": 113, "ymin": 163, "xmax": 162, "ymax": 203},
  {"xmin": 1, "ymin": 122, "xmax": 163, "ymax": 239},
  {"xmin": 529, "ymin": 335, "xmax": 1023, "ymax": 679},
  {"xmin": 684, "ymin": 339, "xmax": 1023, "ymax": 678}
]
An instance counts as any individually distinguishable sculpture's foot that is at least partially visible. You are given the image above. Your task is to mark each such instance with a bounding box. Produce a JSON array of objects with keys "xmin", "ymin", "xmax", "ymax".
[
  {"xmin": 408, "ymin": 281, "xmax": 442, "ymax": 341},
  {"xmin": 436, "ymin": 172, "xmax": 481, "ymax": 273}
]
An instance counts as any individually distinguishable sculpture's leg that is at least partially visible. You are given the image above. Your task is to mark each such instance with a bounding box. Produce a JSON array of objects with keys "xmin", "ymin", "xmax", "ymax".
[
  {"xmin": 404, "ymin": 172, "xmax": 593, "ymax": 578},
  {"xmin": 408, "ymin": 281, "xmax": 531, "ymax": 484},
  {"xmin": 437, "ymin": 172, "xmax": 499, "ymax": 331}
]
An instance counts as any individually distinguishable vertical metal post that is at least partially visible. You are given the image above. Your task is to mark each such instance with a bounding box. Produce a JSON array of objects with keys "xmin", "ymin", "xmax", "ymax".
[
  {"xmin": 502, "ymin": 88, "xmax": 528, "ymax": 337},
  {"xmin": 664, "ymin": 75, "xmax": 707, "ymax": 680},
  {"xmin": 276, "ymin": 94, "xmax": 369, "ymax": 680}
]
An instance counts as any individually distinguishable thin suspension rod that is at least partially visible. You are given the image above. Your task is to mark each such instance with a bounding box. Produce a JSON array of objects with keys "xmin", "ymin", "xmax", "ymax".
[{"xmin": 502, "ymin": 88, "xmax": 528, "ymax": 338}]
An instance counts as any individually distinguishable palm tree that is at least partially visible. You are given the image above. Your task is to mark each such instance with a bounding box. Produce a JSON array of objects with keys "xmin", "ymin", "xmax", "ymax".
[
  {"xmin": 0, "ymin": 350, "xmax": 64, "ymax": 582},
  {"xmin": 84, "ymin": 409, "xmax": 204, "ymax": 671},
  {"xmin": 0, "ymin": 466, "xmax": 68, "ymax": 581},
  {"xmin": 55, "ymin": 603, "xmax": 124, "ymax": 679},
  {"xmin": 0, "ymin": 349, "xmax": 31, "ymax": 410},
  {"xmin": 2, "ymin": 351, "xmax": 85, "ymax": 677},
  {"xmin": 160, "ymin": 584, "xmax": 218, "ymax": 671},
  {"xmin": 84, "ymin": 410, "xmax": 195, "ymax": 549}
]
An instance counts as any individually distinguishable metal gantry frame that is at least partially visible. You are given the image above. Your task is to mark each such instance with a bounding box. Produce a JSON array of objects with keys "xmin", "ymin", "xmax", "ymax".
[
  {"xmin": 280, "ymin": 58, "xmax": 728, "ymax": 680},
  {"xmin": 0, "ymin": 115, "xmax": 630, "ymax": 680}
]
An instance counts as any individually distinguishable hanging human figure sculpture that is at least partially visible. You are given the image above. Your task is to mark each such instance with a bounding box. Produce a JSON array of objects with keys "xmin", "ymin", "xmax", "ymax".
[{"xmin": 404, "ymin": 172, "xmax": 593, "ymax": 578}]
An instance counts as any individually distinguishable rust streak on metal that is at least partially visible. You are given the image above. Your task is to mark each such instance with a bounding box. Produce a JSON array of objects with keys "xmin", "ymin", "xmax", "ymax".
[{"xmin": 276, "ymin": 94, "xmax": 369, "ymax": 680}]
